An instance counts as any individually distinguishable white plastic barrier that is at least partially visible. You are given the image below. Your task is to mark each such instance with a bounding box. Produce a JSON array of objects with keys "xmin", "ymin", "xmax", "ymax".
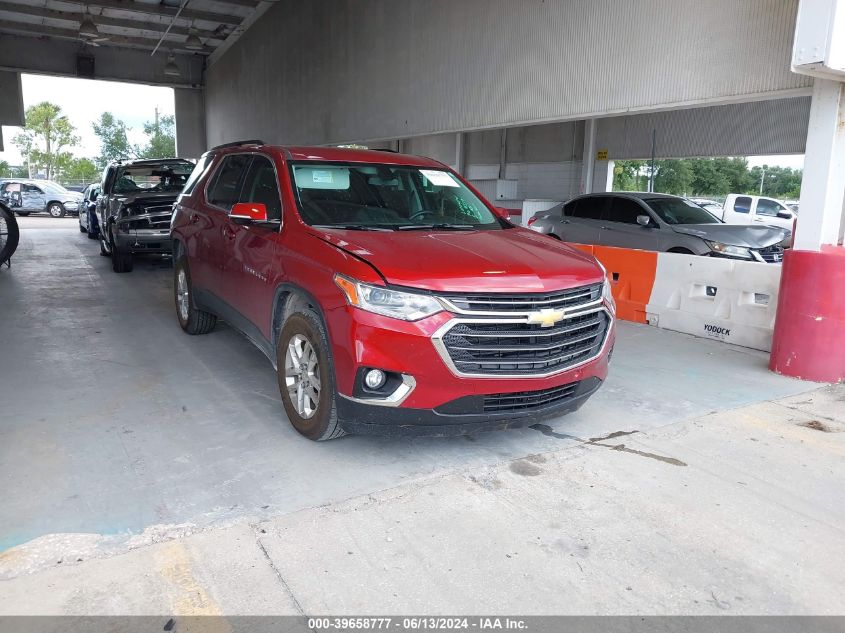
[
  {"xmin": 645, "ymin": 253, "xmax": 782, "ymax": 352},
  {"xmin": 521, "ymin": 199, "xmax": 561, "ymax": 227}
]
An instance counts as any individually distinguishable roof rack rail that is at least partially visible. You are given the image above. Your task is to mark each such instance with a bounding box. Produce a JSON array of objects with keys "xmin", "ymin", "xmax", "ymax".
[
  {"xmin": 210, "ymin": 139, "xmax": 266, "ymax": 151},
  {"xmin": 375, "ymin": 148, "xmax": 399, "ymax": 153}
]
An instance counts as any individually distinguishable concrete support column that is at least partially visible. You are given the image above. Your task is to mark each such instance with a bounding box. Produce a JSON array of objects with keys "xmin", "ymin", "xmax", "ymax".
[
  {"xmin": 580, "ymin": 119, "xmax": 597, "ymax": 194},
  {"xmin": 175, "ymin": 88, "xmax": 207, "ymax": 159},
  {"xmin": 769, "ymin": 79, "xmax": 845, "ymax": 382},
  {"xmin": 454, "ymin": 132, "xmax": 466, "ymax": 175}
]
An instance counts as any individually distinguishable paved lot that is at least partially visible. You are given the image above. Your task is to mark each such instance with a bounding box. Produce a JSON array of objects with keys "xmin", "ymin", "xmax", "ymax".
[{"xmin": 1, "ymin": 218, "xmax": 842, "ymax": 615}]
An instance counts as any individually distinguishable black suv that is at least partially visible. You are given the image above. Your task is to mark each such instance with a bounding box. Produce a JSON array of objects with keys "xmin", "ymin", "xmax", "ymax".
[{"xmin": 97, "ymin": 158, "xmax": 194, "ymax": 272}]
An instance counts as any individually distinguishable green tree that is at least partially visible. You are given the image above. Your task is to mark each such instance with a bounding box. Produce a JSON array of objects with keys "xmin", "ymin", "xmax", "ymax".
[
  {"xmin": 0, "ymin": 160, "xmax": 9, "ymax": 178},
  {"xmin": 92, "ymin": 112, "xmax": 135, "ymax": 169},
  {"xmin": 58, "ymin": 157, "xmax": 100, "ymax": 184},
  {"xmin": 11, "ymin": 102, "xmax": 79, "ymax": 180},
  {"xmin": 653, "ymin": 159, "xmax": 693, "ymax": 195},
  {"xmin": 139, "ymin": 110, "xmax": 176, "ymax": 159},
  {"xmin": 612, "ymin": 160, "xmax": 647, "ymax": 191}
]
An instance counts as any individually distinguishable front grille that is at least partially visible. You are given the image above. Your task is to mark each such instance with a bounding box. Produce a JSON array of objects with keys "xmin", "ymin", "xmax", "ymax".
[
  {"xmin": 757, "ymin": 244, "xmax": 784, "ymax": 263},
  {"xmin": 443, "ymin": 283, "xmax": 602, "ymax": 313},
  {"xmin": 124, "ymin": 204, "xmax": 173, "ymax": 230},
  {"xmin": 440, "ymin": 311, "xmax": 610, "ymax": 376},
  {"xmin": 483, "ymin": 381, "xmax": 579, "ymax": 413}
]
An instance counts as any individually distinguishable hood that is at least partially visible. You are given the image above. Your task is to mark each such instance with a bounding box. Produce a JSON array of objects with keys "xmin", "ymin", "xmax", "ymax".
[
  {"xmin": 671, "ymin": 223, "xmax": 789, "ymax": 248},
  {"xmin": 63, "ymin": 191, "xmax": 84, "ymax": 201},
  {"xmin": 310, "ymin": 226, "xmax": 604, "ymax": 293},
  {"xmin": 116, "ymin": 191, "xmax": 180, "ymax": 206}
]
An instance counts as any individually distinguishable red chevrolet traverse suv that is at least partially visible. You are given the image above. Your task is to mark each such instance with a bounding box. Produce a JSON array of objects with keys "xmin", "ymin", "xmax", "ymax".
[{"xmin": 171, "ymin": 141, "xmax": 615, "ymax": 440}]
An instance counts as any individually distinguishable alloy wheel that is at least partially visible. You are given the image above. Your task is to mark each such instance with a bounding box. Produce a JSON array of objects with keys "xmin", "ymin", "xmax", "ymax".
[
  {"xmin": 176, "ymin": 268, "xmax": 190, "ymax": 322},
  {"xmin": 284, "ymin": 334, "xmax": 321, "ymax": 419}
]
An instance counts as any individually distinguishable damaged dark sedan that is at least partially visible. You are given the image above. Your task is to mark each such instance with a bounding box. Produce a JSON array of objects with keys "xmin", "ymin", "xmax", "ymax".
[
  {"xmin": 97, "ymin": 158, "xmax": 194, "ymax": 273},
  {"xmin": 528, "ymin": 192, "xmax": 790, "ymax": 263}
]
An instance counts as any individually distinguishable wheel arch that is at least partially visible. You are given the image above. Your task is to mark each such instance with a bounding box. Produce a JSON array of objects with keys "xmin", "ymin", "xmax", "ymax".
[{"xmin": 271, "ymin": 283, "xmax": 330, "ymax": 351}]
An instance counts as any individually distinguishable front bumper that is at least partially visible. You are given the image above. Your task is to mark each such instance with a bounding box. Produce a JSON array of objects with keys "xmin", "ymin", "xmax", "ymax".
[
  {"xmin": 115, "ymin": 227, "xmax": 173, "ymax": 254},
  {"xmin": 338, "ymin": 376, "xmax": 604, "ymax": 436},
  {"xmin": 329, "ymin": 303, "xmax": 614, "ymax": 436}
]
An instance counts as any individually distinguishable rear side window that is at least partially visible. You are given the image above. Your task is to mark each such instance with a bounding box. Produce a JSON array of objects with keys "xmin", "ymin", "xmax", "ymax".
[
  {"xmin": 571, "ymin": 197, "xmax": 606, "ymax": 220},
  {"xmin": 206, "ymin": 154, "xmax": 252, "ymax": 210},
  {"xmin": 182, "ymin": 154, "xmax": 212, "ymax": 196},
  {"xmin": 756, "ymin": 198, "xmax": 787, "ymax": 217},
  {"xmin": 606, "ymin": 198, "xmax": 645, "ymax": 224},
  {"xmin": 733, "ymin": 196, "xmax": 752, "ymax": 213},
  {"xmin": 240, "ymin": 155, "xmax": 283, "ymax": 221}
]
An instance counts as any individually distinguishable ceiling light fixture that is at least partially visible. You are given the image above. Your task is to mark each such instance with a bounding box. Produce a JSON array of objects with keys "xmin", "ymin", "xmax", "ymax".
[
  {"xmin": 164, "ymin": 54, "xmax": 181, "ymax": 77},
  {"xmin": 185, "ymin": 23, "xmax": 204, "ymax": 50},
  {"xmin": 79, "ymin": 12, "xmax": 100, "ymax": 39}
]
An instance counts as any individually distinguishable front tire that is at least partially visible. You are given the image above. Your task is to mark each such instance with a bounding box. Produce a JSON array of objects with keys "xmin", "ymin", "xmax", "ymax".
[
  {"xmin": 48, "ymin": 203, "xmax": 66, "ymax": 218},
  {"xmin": 174, "ymin": 257, "xmax": 217, "ymax": 335},
  {"xmin": 277, "ymin": 310, "xmax": 345, "ymax": 441},
  {"xmin": 109, "ymin": 226, "xmax": 133, "ymax": 273}
]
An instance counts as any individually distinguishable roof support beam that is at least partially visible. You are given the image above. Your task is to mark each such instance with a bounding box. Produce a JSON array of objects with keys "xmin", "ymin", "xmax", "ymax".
[
  {"xmin": 55, "ymin": 0, "xmax": 242, "ymax": 26},
  {"xmin": 0, "ymin": 2, "xmax": 223, "ymax": 41},
  {"xmin": 0, "ymin": 22, "xmax": 213, "ymax": 54}
]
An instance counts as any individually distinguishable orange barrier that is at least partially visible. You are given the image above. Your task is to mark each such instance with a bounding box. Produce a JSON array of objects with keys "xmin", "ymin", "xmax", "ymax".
[{"xmin": 568, "ymin": 243, "xmax": 658, "ymax": 323}]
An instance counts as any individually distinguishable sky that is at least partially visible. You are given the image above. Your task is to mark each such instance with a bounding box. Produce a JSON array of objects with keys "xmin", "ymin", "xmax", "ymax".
[{"xmin": 0, "ymin": 74, "xmax": 175, "ymax": 165}]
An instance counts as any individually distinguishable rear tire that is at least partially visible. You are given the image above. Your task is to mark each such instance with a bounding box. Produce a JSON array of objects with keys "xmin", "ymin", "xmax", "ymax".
[
  {"xmin": 277, "ymin": 309, "xmax": 345, "ymax": 441},
  {"xmin": 174, "ymin": 257, "xmax": 217, "ymax": 335}
]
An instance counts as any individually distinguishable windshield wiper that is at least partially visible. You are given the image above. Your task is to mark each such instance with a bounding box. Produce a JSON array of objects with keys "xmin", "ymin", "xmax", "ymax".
[
  {"xmin": 396, "ymin": 223, "xmax": 476, "ymax": 231},
  {"xmin": 311, "ymin": 224, "xmax": 395, "ymax": 232}
]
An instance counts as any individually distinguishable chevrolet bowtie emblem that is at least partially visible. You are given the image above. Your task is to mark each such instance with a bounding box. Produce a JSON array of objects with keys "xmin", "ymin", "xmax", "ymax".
[{"xmin": 527, "ymin": 308, "xmax": 566, "ymax": 328}]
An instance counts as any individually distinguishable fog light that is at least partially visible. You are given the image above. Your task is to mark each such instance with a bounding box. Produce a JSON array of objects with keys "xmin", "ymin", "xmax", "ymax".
[{"xmin": 364, "ymin": 369, "xmax": 387, "ymax": 390}]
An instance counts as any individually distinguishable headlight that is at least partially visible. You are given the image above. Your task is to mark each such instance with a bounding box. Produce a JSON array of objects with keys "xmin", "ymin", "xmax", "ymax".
[
  {"xmin": 64, "ymin": 201, "xmax": 79, "ymax": 209},
  {"xmin": 334, "ymin": 275, "xmax": 444, "ymax": 321},
  {"xmin": 705, "ymin": 241, "xmax": 752, "ymax": 259},
  {"xmin": 602, "ymin": 278, "xmax": 616, "ymax": 315}
]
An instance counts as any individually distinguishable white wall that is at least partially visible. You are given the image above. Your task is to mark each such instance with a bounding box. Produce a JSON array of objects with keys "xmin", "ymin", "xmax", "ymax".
[{"xmin": 205, "ymin": 0, "xmax": 809, "ymax": 148}]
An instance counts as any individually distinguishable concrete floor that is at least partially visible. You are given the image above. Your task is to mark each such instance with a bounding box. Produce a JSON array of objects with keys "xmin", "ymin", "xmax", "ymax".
[{"xmin": 1, "ymin": 218, "xmax": 843, "ymax": 615}]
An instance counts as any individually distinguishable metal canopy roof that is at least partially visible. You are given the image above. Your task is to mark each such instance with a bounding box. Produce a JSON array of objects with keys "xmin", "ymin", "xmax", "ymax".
[{"xmin": 0, "ymin": 0, "xmax": 265, "ymax": 57}]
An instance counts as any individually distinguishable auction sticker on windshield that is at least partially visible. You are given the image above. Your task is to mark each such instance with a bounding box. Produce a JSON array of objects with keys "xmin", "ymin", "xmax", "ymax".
[{"xmin": 420, "ymin": 170, "xmax": 459, "ymax": 187}]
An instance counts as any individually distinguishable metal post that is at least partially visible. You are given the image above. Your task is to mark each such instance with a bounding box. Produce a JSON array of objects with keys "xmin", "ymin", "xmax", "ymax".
[{"xmin": 648, "ymin": 128, "xmax": 656, "ymax": 193}]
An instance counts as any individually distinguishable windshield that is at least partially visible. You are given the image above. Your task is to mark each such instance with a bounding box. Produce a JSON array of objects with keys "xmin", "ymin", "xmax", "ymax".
[
  {"xmin": 42, "ymin": 182, "xmax": 69, "ymax": 195},
  {"xmin": 113, "ymin": 161, "xmax": 194, "ymax": 194},
  {"xmin": 290, "ymin": 161, "xmax": 504, "ymax": 230},
  {"xmin": 646, "ymin": 197, "xmax": 722, "ymax": 225}
]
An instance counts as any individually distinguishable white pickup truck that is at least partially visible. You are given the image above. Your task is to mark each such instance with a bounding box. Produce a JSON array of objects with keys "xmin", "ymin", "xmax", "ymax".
[{"xmin": 717, "ymin": 194, "xmax": 796, "ymax": 233}]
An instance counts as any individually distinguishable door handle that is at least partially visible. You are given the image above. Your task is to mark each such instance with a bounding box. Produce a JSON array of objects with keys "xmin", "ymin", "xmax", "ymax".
[
  {"xmin": 190, "ymin": 213, "xmax": 200, "ymax": 224},
  {"xmin": 601, "ymin": 225, "xmax": 614, "ymax": 231},
  {"xmin": 222, "ymin": 226, "xmax": 236, "ymax": 240}
]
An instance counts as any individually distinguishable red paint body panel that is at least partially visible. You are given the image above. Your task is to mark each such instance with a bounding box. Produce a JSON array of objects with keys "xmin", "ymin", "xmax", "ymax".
[
  {"xmin": 770, "ymin": 245, "xmax": 845, "ymax": 383},
  {"xmin": 171, "ymin": 145, "xmax": 614, "ymax": 427}
]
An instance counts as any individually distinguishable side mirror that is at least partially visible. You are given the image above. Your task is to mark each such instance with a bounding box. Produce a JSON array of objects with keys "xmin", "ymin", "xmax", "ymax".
[
  {"xmin": 231, "ymin": 202, "xmax": 268, "ymax": 224},
  {"xmin": 636, "ymin": 215, "xmax": 652, "ymax": 227},
  {"xmin": 776, "ymin": 211, "xmax": 792, "ymax": 219},
  {"xmin": 492, "ymin": 206, "xmax": 513, "ymax": 221}
]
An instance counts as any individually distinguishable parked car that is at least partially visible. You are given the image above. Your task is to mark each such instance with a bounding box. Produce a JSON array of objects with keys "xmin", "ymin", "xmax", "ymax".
[
  {"xmin": 78, "ymin": 182, "xmax": 101, "ymax": 239},
  {"xmin": 0, "ymin": 179, "xmax": 83, "ymax": 217},
  {"xmin": 688, "ymin": 197, "xmax": 724, "ymax": 217},
  {"xmin": 171, "ymin": 142, "xmax": 616, "ymax": 440},
  {"xmin": 97, "ymin": 158, "xmax": 194, "ymax": 272},
  {"xmin": 718, "ymin": 194, "xmax": 796, "ymax": 232},
  {"xmin": 528, "ymin": 192, "xmax": 789, "ymax": 263}
]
